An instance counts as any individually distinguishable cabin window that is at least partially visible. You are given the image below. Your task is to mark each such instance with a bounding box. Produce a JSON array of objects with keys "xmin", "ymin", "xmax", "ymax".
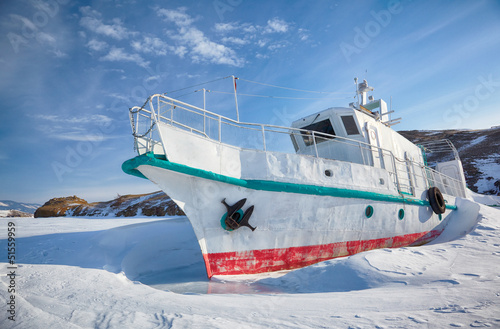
[
  {"xmin": 301, "ymin": 119, "xmax": 336, "ymax": 146},
  {"xmin": 341, "ymin": 115, "xmax": 360, "ymax": 135}
]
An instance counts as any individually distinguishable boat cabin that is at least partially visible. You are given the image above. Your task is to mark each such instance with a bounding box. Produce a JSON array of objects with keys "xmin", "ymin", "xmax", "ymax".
[
  {"xmin": 290, "ymin": 79, "xmax": 425, "ymax": 172},
  {"xmin": 291, "ymin": 107, "xmax": 370, "ymax": 165}
]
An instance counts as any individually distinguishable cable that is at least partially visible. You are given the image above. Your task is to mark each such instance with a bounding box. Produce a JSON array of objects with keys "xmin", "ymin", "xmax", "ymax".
[
  {"xmin": 164, "ymin": 76, "xmax": 231, "ymax": 95},
  {"xmin": 207, "ymin": 90, "xmax": 350, "ymax": 100},
  {"xmin": 236, "ymin": 77, "xmax": 352, "ymax": 95}
]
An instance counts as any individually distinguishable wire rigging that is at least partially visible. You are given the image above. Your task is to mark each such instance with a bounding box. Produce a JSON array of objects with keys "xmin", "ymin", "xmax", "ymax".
[
  {"xmin": 207, "ymin": 90, "xmax": 350, "ymax": 100},
  {"xmin": 164, "ymin": 76, "xmax": 231, "ymax": 95},
  {"xmin": 163, "ymin": 75, "xmax": 352, "ymax": 99},
  {"xmin": 236, "ymin": 77, "xmax": 352, "ymax": 95}
]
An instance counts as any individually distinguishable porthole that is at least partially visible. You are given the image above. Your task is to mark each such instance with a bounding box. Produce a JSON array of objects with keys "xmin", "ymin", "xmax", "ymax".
[
  {"xmin": 365, "ymin": 205, "xmax": 374, "ymax": 218},
  {"xmin": 325, "ymin": 169, "xmax": 333, "ymax": 177},
  {"xmin": 379, "ymin": 178, "xmax": 385, "ymax": 185},
  {"xmin": 398, "ymin": 209, "xmax": 405, "ymax": 220}
]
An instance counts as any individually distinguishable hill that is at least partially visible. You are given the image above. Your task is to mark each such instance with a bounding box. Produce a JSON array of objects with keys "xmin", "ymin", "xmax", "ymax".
[
  {"xmin": 399, "ymin": 126, "xmax": 500, "ymax": 195},
  {"xmin": 0, "ymin": 200, "xmax": 40, "ymax": 217},
  {"xmin": 34, "ymin": 191, "xmax": 184, "ymax": 218}
]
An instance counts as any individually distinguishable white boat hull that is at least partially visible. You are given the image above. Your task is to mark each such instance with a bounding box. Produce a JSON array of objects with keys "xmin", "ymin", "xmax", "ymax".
[{"xmin": 130, "ymin": 158, "xmax": 453, "ymax": 278}]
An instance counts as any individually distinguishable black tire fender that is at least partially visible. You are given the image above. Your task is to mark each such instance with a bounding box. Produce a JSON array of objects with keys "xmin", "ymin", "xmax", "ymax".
[{"xmin": 428, "ymin": 187, "xmax": 446, "ymax": 214}]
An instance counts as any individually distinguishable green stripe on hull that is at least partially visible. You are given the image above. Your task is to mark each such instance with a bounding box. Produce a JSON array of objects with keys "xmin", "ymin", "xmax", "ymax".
[{"xmin": 122, "ymin": 153, "xmax": 458, "ymax": 210}]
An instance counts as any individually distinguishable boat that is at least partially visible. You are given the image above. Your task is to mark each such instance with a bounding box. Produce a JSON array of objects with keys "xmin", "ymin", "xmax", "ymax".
[{"xmin": 122, "ymin": 77, "xmax": 471, "ymax": 278}]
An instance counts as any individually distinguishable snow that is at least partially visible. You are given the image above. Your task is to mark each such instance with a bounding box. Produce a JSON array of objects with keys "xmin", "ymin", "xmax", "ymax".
[
  {"xmin": 1, "ymin": 201, "xmax": 500, "ymax": 328},
  {"xmin": 20, "ymin": 204, "xmax": 38, "ymax": 210},
  {"xmin": 471, "ymin": 155, "xmax": 500, "ymax": 193},
  {"xmin": 0, "ymin": 210, "xmax": 11, "ymax": 217},
  {"xmin": 468, "ymin": 135, "xmax": 487, "ymax": 148}
]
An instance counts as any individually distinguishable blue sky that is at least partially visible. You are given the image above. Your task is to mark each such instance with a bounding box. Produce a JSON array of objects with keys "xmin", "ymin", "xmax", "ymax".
[{"xmin": 1, "ymin": 0, "xmax": 500, "ymax": 204}]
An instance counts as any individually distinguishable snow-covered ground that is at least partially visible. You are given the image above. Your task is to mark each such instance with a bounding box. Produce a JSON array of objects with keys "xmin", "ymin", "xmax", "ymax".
[
  {"xmin": 1, "ymin": 197, "xmax": 500, "ymax": 328},
  {"xmin": 472, "ymin": 155, "xmax": 500, "ymax": 194}
]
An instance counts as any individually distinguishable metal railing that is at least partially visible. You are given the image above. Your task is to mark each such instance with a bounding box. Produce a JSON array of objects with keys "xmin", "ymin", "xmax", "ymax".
[{"xmin": 129, "ymin": 94, "xmax": 466, "ymax": 198}]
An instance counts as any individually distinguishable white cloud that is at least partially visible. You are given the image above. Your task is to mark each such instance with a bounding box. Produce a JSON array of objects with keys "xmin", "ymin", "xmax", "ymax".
[
  {"xmin": 159, "ymin": 8, "xmax": 244, "ymax": 67},
  {"xmin": 35, "ymin": 114, "xmax": 115, "ymax": 142},
  {"xmin": 298, "ymin": 28, "xmax": 309, "ymax": 41},
  {"xmin": 268, "ymin": 42, "xmax": 287, "ymax": 51},
  {"xmin": 36, "ymin": 32, "xmax": 56, "ymax": 46},
  {"xmin": 37, "ymin": 114, "xmax": 113, "ymax": 125},
  {"xmin": 52, "ymin": 132, "xmax": 110, "ymax": 142},
  {"xmin": 79, "ymin": 6, "xmax": 132, "ymax": 40},
  {"xmin": 144, "ymin": 75, "xmax": 161, "ymax": 83},
  {"xmin": 157, "ymin": 7, "xmax": 194, "ymax": 27},
  {"xmin": 179, "ymin": 26, "xmax": 244, "ymax": 66},
  {"xmin": 257, "ymin": 39, "xmax": 267, "ymax": 48},
  {"xmin": 211, "ymin": 18, "xmax": 299, "ymax": 56},
  {"xmin": 242, "ymin": 24, "xmax": 258, "ymax": 34},
  {"xmin": 221, "ymin": 36, "xmax": 249, "ymax": 45},
  {"xmin": 176, "ymin": 73, "xmax": 201, "ymax": 79},
  {"xmin": 214, "ymin": 22, "xmax": 239, "ymax": 33},
  {"xmin": 214, "ymin": 22, "xmax": 258, "ymax": 35},
  {"xmin": 131, "ymin": 36, "xmax": 170, "ymax": 56},
  {"xmin": 87, "ymin": 39, "xmax": 108, "ymax": 52},
  {"xmin": 100, "ymin": 47, "xmax": 149, "ymax": 67},
  {"xmin": 172, "ymin": 45, "xmax": 188, "ymax": 58},
  {"xmin": 264, "ymin": 18, "xmax": 289, "ymax": 33},
  {"xmin": 53, "ymin": 49, "xmax": 67, "ymax": 58}
]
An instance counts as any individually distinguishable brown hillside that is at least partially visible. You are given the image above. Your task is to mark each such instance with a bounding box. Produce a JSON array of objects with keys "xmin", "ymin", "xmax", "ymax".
[{"xmin": 34, "ymin": 191, "xmax": 184, "ymax": 218}]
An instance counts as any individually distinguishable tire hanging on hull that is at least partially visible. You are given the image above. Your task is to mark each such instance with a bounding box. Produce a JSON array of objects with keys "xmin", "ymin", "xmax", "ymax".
[{"xmin": 428, "ymin": 187, "xmax": 446, "ymax": 214}]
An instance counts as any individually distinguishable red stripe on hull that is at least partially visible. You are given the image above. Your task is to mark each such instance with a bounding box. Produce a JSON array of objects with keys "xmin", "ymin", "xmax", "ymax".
[{"xmin": 203, "ymin": 230, "xmax": 442, "ymax": 278}]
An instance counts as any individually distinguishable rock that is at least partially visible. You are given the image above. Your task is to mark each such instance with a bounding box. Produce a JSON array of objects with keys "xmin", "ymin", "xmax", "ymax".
[
  {"xmin": 34, "ymin": 196, "xmax": 89, "ymax": 218},
  {"xmin": 34, "ymin": 192, "xmax": 185, "ymax": 218}
]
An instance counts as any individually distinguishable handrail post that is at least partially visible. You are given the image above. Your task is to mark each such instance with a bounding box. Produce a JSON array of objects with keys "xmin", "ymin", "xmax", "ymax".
[
  {"xmin": 359, "ymin": 142, "xmax": 366, "ymax": 165},
  {"xmin": 312, "ymin": 132, "xmax": 319, "ymax": 157},
  {"xmin": 170, "ymin": 101, "xmax": 173, "ymax": 123},
  {"xmin": 391, "ymin": 153, "xmax": 401, "ymax": 192},
  {"xmin": 218, "ymin": 116, "xmax": 222, "ymax": 142}
]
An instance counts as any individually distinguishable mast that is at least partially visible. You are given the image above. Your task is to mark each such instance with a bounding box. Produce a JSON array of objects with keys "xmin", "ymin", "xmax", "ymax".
[{"xmin": 232, "ymin": 75, "xmax": 239, "ymax": 122}]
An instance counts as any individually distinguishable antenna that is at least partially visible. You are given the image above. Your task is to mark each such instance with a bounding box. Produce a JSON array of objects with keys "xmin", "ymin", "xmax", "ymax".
[{"xmin": 354, "ymin": 77, "xmax": 359, "ymax": 105}]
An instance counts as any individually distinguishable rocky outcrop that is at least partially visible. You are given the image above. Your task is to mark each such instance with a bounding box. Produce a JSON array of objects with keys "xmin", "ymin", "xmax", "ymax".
[
  {"xmin": 34, "ymin": 192, "xmax": 184, "ymax": 218},
  {"xmin": 399, "ymin": 126, "xmax": 500, "ymax": 195},
  {"xmin": 34, "ymin": 196, "xmax": 88, "ymax": 218}
]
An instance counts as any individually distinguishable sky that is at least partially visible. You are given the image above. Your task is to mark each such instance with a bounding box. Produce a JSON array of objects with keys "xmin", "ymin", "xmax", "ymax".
[{"xmin": 1, "ymin": 0, "xmax": 500, "ymax": 204}]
